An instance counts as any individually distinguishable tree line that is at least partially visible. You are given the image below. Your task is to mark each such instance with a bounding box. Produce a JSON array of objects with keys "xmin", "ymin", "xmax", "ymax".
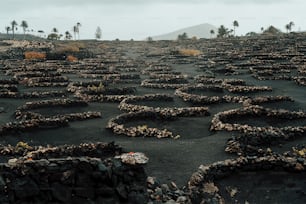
[
  {"xmin": 4, "ymin": 19, "xmax": 297, "ymax": 41},
  {"xmin": 148, "ymin": 20, "xmax": 297, "ymax": 41},
  {"xmin": 4, "ymin": 20, "xmax": 103, "ymax": 40},
  {"xmin": 214, "ymin": 20, "xmax": 296, "ymax": 38}
]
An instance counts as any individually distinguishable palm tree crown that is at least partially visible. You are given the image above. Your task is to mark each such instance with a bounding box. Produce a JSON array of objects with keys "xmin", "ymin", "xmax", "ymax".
[
  {"xmin": 20, "ymin": 20, "xmax": 28, "ymax": 39},
  {"xmin": 285, "ymin": 21, "xmax": 295, "ymax": 33},
  {"xmin": 210, "ymin": 29, "xmax": 215, "ymax": 38},
  {"xmin": 52, "ymin": 28, "xmax": 58, "ymax": 33},
  {"xmin": 289, "ymin": 21, "xmax": 295, "ymax": 32},
  {"xmin": 5, "ymin": 26, "xmax": 11, "ymax": 35},
  {"xmin": 233, "ymin": 20, "xmax": 239, "ymax": 36},
  {"xmin": 73, "ymin": 25, "xmax": 78, "ymax": 40},
  {"xmin": 11, "ymin": 20, "xmax": 18, "ymax": 39},
  {"xmin": 76, "ymin": 22, "xmax": 81, "ymax": 40},
  {"xmin": 95, "ymin": 26, "xmax": 102, "ymax": 40},
  {"xmin": 217, "ymin": 25, "xmax": 229, "ymax": 38},
  {"xmin": 65, "ymin": 31, "xmax": 72, "ymax": 40}
]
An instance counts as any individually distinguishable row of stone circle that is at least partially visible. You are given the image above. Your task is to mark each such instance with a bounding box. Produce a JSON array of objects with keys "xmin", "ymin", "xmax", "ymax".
[
  {"xmin": 67, "ymin": 81, "xmax": 137, "ymax": 102},
  {"xmin": 0, "ymin": 112, "xmax": 101, "ymax": 136},
  {"xmin": 0, "ymin": 79, "xmax": 66, "ymax": 98},
  {"xmin": 174, "ymin": 85, "xmax": 281, "ymax": 105},
  {"xmin": 107, "ymin": 111, "xmax": 180, "ymax": 139},
  {"xmin": 0, "ymin": 142, "xmax": 122, "ymax": 160},
  {"xmin": 211, "ymin": 105, "xmax": 306, "ymax": 135},
  {"xmin": 102, "ymin": 62, "xmax": 296, "ymax": 139},
  {"xmin": 0, "ymin": 142, "xmax": 305, "ymax": 203},
  {"xmin": 108, "ymin": 94, "xmax": 298, "ymax": 139},
  {"xmin": 2, "ymin": 61, "xmax": 140, "ymax": 88},
  {"xmin": 0, "ymin": 90, "xmax": 67, "ymax": 99},
  {"xmin": 2, "ymin": 75, "xmax": 300, "ymax": 140},
  {"xmin": 249, "ymin": 64, "xmax": 306, "ymax": 86},
  {"xmin": 119, "ymin": 94, "xmax": 209, "ymax": 117},
  {"xmin": 0, "ymin": 99, "xmax": 101, "ymax": 136},
  {"xmin": 107, "ymin": 94, "xmax": 210, "ymax": 139},
  {"xmin": 188, "ymin": 153, "xmax": 306, "ymax": 203},
  {"xmin": 210, "ymin": 105, "xmax": 306, "ymax": 154}
]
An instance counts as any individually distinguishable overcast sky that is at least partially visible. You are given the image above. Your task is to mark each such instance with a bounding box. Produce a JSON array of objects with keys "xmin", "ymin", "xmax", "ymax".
[{"xmin": 0, "ymin": 0, "xmax": 304, "ymax": 40}]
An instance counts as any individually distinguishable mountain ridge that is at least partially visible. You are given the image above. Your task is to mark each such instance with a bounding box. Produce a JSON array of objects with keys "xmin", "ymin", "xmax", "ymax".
[{"xmin": 151, "ymin": 23, "xmax": 217, "ymax": 40}]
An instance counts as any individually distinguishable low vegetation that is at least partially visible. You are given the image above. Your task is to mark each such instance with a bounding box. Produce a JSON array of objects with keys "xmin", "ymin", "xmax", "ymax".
[
  {"xmin": 24, "ymin": 51, "xmax": 46, "ymax": 60},
  {"xmin": 87, "ymin": 82, "xmax": 105, "ymax": 92},
  {"xmin": 55, "ymin": 42, "xmax": 85, "ymax": 53},
  {"xmin": 66, "ymin": 55, "xmax": 78, "ymax": 62},
  {"xmin": 179, "ymin": 49, "xmax": 202, "ymax": 56}
]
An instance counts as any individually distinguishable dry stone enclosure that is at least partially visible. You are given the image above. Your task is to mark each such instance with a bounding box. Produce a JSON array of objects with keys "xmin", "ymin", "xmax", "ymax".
[{"xmin": 0, "ymin": 35, "xmax": 306, "ymax": 203}]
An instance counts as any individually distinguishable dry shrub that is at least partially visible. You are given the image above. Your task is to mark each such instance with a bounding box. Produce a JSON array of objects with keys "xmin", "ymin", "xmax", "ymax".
[
  {"xmin": 69, "ymin": 42, "xmax": 85, "ymax": 49},
  {"xmin": 57, "ymin": 44, "xmax": 80, "ymax": 53},
  {"xmin": 56, "ymin": 42, "xmax": 85, "ymax": 53},
  {"xmin": 24, "ymin": 51, "xmax": 46, "ymax": 60},
  {"xmin": 66, "ymin": 55, "xmax": 78, "ymax": 62},
  {"xmin": 98, "ymin": 44, "xmax": 109, "ymax": 49},
  {"xmin": 191, "ymin": 36, "xmax": 198, "ymax": 41},
  {"xmin": 179, "ymin": 49, "xmax": 202, "ymax": 56},
  {"xmin": 87, "ymin": 82, "xmax": 105, "ymax": 92}
]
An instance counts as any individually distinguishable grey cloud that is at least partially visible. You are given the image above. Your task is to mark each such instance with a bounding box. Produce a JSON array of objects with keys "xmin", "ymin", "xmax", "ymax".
[
  {"xmin": 0, "ymin": 0, "xmax": 295, "ymax": 14},
  {"xmin": 1, "ymin": 0, "xmax": 304, "ymax": 40},
  {"xmin": 2, "ymin": 0, "xmax": 294, "ymax": 7},
  {"xmin": 0, "ymin": 0, "xmax": 293, "ymax": 15}
]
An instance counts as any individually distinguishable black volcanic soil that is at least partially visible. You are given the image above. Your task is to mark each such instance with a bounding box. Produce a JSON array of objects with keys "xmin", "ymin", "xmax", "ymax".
[{"xmin": 1, "ymin": 36, "xmax": 306, "ymax": 203}]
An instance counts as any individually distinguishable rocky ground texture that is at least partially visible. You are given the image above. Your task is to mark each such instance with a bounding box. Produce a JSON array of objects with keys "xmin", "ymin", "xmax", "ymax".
[{"xmin": 1, "ymin": 34, "xmax": 306, "ymax": 203}]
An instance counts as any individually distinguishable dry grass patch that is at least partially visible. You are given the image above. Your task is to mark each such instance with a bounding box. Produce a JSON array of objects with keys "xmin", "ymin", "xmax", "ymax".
[
  {"xmin": 179, "ymin": 49, "xmax": 202, "ymax": 56},
  {"xmin": 98, "ymin": 43, "xmax": 109, "ymax": 49},
  {"xmin": 66, "ymin": 55, "xmax": 78, "ymax": 62},
  {"xmin": 56, "ymin": 42, "xmax": 86, "ymax": 53},
  {"xmin": 24, "ymin": 51, "xmax": 46, "ymax": 60}
]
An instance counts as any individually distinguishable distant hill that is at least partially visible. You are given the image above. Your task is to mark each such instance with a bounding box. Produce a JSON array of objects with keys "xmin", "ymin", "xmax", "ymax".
[
  {"xmin": 0, "ymin": 33, "xmax": 44, "ymax": 41},
  {"xmin": 151, "ymin": 23, "xmax": 217, "ymax": 40}
]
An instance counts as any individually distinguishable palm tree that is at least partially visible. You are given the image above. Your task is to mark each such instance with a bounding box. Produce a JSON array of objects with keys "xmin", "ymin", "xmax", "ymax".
[
  {"xmin": 95, "ymin": 26, "xmax": 102, "ymax": 40},
  {"xmin": 73, "ymin": 25, "xmax": 78, "ymax": 40},
  {"xmin": 181, "ymin": 32, "xmax": 188, "ymax": 40},
  {"xmin": 37, "ymin": 30, "xmax": 44, "ymax": 38},
  {"xmin": 20, "ymin": 20, "xmax": 28, "ymax": 39},
  {"xmin": 285, "ymin": 24, "xmax": 290, "ymax": 33},
  {"xmin": 210, "ymin": 29, "xmax": 215, "ymax": 38},
  {"xmin": 261, "ymin": 27, "xmax": 264, "ymax": 33},
  {"xmin": 11, "ymin": 20, "xmax": 18, "ymax": 39},
  {"xmin": 147, "ymin": 36, "xmax": 153, "ymax": 42},
  {"xmin": 47, "ymin": 28, "xmax": 59, "ymax": 40},
  {"xmin": 285, "ymin": 22, "xmax": 295, "ymax": 33},
  {"xmin": 76, "ymin": 22, "xmax": 81, "ymax": 39},
  {"xmin": 5, "ymin": 26, "xmax": 11, "ymax": 36},
  {"xmin": 246, "ymin": 32, "xmax": 258, "ymax": 37},
  {"xmin": 52, "ymin": 28, "xmax": 58, "ymax": 33},
  {"xmin": 177, "ymin": 32, "xmax": 188, "ymax": 41},
  {"xmin": 289, "ymin": 21, "xmax": 295, "ymax": 32},
  {"xmin": 233, "ymin": 20, "xmax": 239, "ymax": 36},
  {"xmin": 65, "ymin": 31, "xmax": 72, "ymax": 40},
  {"xmin": 217, "ymin": 25, "xmax": 228, "ymax": 38}
]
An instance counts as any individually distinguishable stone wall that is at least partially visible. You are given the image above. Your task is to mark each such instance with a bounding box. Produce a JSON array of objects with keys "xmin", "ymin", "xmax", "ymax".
[{"xmin": 0, "ymin": 143, "xmax": 148, "ymax": 204}]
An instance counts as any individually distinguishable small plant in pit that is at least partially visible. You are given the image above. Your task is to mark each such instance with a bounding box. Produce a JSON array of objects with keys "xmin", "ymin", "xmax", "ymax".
[
  {"xmin": 137, "ymin": 125, "xmax": 148, "ymax": 132},
  {"xmin": 16, "ymin": 141, "xmax": 32, "ymax": 150},
  {"xmin": 87, "ymin": 82, "xmax": 105, "ymax": 92}
]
